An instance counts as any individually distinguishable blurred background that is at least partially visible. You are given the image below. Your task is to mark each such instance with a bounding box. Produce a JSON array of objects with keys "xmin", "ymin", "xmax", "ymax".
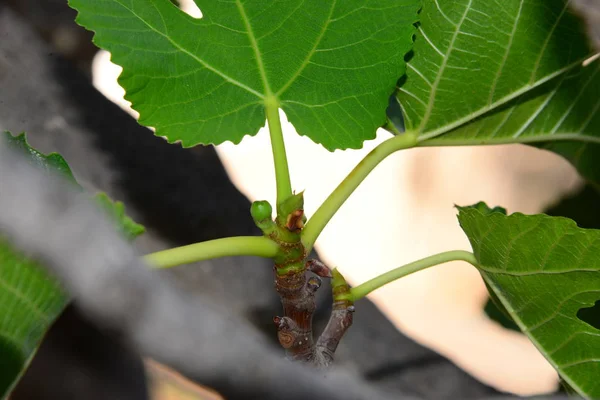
[{"xmin": 1, "ymin": 0, "xmax": 593, "ymax": 399}]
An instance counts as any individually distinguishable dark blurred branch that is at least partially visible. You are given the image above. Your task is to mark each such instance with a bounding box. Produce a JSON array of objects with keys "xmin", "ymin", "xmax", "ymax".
[{"xmin": 0, "ymin": 141, "xmax": 414, "ymax": 400}]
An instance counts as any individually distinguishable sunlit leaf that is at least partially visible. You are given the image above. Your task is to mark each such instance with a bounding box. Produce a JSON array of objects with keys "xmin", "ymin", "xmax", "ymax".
[{"xmin": 69, "ymin": 0, "xmax": 419, "ymax": 150}]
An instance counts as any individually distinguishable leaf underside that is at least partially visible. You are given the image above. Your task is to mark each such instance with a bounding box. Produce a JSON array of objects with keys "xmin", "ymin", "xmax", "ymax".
[
  {"xmin": 458, "ymin": 203, "xmax": 600, "ymax": 398},
  {"xmin": 486, "ymin": 185, "xmax": 600, "ymax": 331},
  {"xmin": 396, "ymin": 0, "xmax": 600, "ymax": 183},
  {"xmin": 68, "ymin": 0, "xmax": 420, "ymax": 150},
  {"xmin": 0, "ymin": 132, "xmax": 144, "ymax": 397}
]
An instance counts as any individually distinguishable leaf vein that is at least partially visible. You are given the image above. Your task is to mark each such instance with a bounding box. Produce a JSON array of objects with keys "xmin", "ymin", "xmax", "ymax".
[
  {"xmin": 488, "ymin": 0, "xmax": 524, "ymax": 105},
  {"xmin": 235, "ymin": 0, "xmax": 272, "ymax": 96},
  {"xmin": 434, "ymin": 0, "xmax": 458, "ymax": 26},
  {"xmin": 419, "ymin": 0, "xmax": 474, "ymax": 132},
  {"xmin": 275, "ymin": 0, "xmax": 337, "ymax": 97},
  {"xmin": 417, "ymin": 25, "xmax": 445, "ymax": 57},
  {"xmin": 0, "ymin": 277, "xmax": 50, "ymax": 323},
  {"xmin": 114, "ymin": 0, "xmax": 264, "ymax": 98},
  {"xmin": 525, "ymin": 290, "xmax": 600, "ymax": 333},
  {"xmin": 530, "ymin": 1, "xmax": 570, "ymax": 83},
  {"xmin": 549, "ymin": 331, "xmax": 600, "ymax": 356}
]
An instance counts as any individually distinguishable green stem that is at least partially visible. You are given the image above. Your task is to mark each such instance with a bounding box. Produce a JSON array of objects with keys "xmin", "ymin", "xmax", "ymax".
[
  {"xmin": 265, "ymin": 96, "xmax": 293, "ymax": 208},
  {"xmin": 301, "ymin": 132, "xmax": 418, "ymax": 252},
  {"xmin": 144, "ymin": 236, "xmax": 281, "ymax": 269},
  {"xmin": 349, "ymin": 250, "xmax": 478, "ymax": 301},
  {"xmin": 416, "ymin": 133, "xmax": 600, "ymax": 147}
]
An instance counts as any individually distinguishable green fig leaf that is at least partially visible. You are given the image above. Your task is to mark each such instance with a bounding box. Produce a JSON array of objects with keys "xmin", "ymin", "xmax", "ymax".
[
  {"xmin": 69, "ymin": 0, "xmax": 419, "ymax": 150},
  {"xmin": 396, "ymin": 0, "xmax": 600, "ymax": 183},
  {"xmin": 458, "ymin": 202, "xmax": 600, "ymax": 398}
]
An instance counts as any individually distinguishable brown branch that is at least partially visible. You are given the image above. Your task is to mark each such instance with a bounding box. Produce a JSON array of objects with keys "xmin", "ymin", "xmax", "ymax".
[
  {"xmin": 274, "ymin": 267, "xmax": 318, "ymax": 361},
  {"xmin": 274, "ymin": 255, "xmax": 354, "ymax": 366},
  {"xmin": 314, "ymin": 305, "xmax": 355, "ymax": 367},
  {"xmin": 306, "ymin": 258, "xmax": 333, "ymax": 278},
  {"xmin": 313, "ymin": 268, "xmax": 355, "ymax": 366}
]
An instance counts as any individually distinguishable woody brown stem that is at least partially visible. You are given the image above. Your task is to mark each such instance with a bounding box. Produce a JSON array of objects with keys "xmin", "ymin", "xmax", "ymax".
[
  {"xmin": 274, "ymin": 267, "xmax": 319, "ymax": 361},
  {"xmin": 306, "ymin": 259, "xmax": 333, "ymax": 278},
  {"xmin": 274, "ymin": 258, "xmax": 355, "ymax": 367},
  {"xmin": 270, "ymin": 198, "xmax": 352, "ymax": 365},
  {"xmin": 312, "ymin": 268, "xmax": 354, "ymax": 366},
  {"xmin": 314, "ymin": 302, "xmax": 354, "ymax": 366}
]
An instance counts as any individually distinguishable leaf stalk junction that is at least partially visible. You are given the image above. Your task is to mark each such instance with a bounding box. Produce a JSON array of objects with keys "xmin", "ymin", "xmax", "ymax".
[{"xmin": 143, "ymin": 108, "xmax": 480, "ymax": 363}]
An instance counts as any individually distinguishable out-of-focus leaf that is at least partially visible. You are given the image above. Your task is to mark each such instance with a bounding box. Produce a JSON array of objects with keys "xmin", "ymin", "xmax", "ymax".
[
  {"xmin": 0, "ymin": 240, "xmax": 66, "ymax": 397},
  {"xmin": 3, "ymin": 131, "xmax": 77, "ymax": 185},
  {"xmin": 95, "ymin": 193, "xmax": 145, "ymax": 240},
  {"xmin": 0, "ymin": 132, "xmax": 145, "ymax": 397}
]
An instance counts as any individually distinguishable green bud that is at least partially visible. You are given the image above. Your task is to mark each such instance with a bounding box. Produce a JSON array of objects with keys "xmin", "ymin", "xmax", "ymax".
[
  {"xmin": 251, "ymin": 200, "xmax": 273, "ymax": 222},
  {"xmin": 251, "ymin": 200, "xmax": 277, "ymax": 234}
]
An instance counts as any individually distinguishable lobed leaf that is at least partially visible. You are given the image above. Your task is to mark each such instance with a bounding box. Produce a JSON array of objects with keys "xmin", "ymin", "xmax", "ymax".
[
  {"xmin": 68, "ymin": 0, "xmax": 420, "ymax": 150},
  {"xmin": 396, "ymin": 0, "xmax": 600, "ymax": 183},
  {"xmin": 458, "ymin": 202, "xmax": 600, "ymax": 398}
]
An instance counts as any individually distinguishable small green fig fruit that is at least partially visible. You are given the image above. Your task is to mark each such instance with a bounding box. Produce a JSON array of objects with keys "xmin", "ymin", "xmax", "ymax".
[{"xmin": 251, "ymin": 200, "xmax": 273, "ymax": 223}]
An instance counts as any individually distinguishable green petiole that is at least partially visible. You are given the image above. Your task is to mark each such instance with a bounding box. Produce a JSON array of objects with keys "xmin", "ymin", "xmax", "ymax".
[
  {"xmin": 265, "ymin": 96, "xmax": 293, "ymax": 210},
  {"xmin": 144, "ymin": 236, "xmax": 281, "ymax": 269},
  {"xmin": 349, "ymin": 250, "xmax": 478, "ymax": 301},
  {"xmin": 301, "ymin": 131, "xmax": 418, "ymax": 252}
]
